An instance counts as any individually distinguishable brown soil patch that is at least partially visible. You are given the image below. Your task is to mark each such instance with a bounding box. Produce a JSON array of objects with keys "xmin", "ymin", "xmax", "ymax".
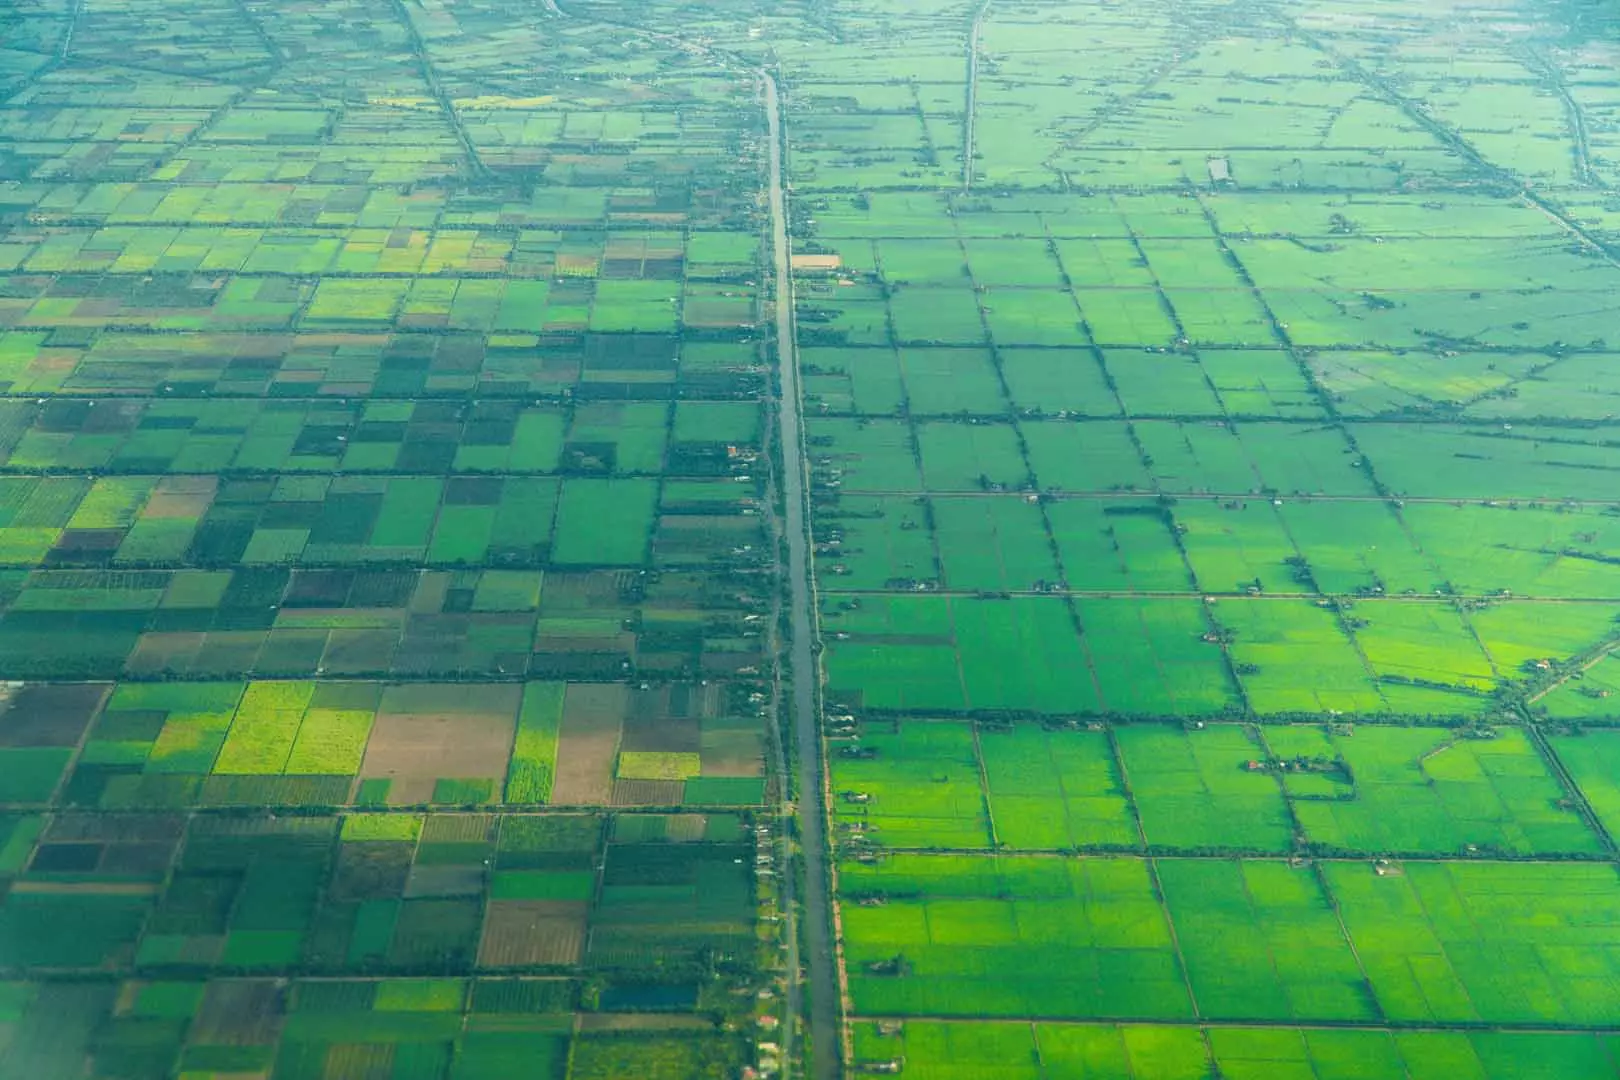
[
  {"xmin": 549, "ymin": 683, "xmax": 624, "ymax": 805},
  {"xmin": 0, "ymin": 682, "xmax": 110, "ymax": 748},
  {"xmin": 478, "ymin": 900, "xmax": 588, "ymax": 967},
  {"xmin": 610, "ymin": 779, "xmax": 684, "ymax": 807},
  {"xmin": 358, "ymin": 686, "xmax": 520, "ymax": 805}
]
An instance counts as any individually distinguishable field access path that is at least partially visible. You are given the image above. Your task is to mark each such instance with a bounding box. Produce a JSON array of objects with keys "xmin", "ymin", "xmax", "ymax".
[
  {"xmin": 530, "ymin": 0, "xmax": 839, "ymax": 1073},
  {"xmin": 963, "ymin": 0, "xmax": 991, "ymax": 189},
  {"xmin": 763, "ymin": 72, "xmax": 844, "ymax": 1080}
]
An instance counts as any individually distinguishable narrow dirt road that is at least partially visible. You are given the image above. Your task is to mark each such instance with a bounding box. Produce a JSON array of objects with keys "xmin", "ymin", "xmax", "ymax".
[
  {"xmin": 963, "ymin": 0, "xmax": 991, "ymax": 189},
  {"xmin": 763, "ymin": 72, "xmax": 841, "ymax": 1080}
]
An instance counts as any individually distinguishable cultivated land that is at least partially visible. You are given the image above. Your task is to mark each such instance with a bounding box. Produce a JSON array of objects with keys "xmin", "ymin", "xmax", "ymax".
[
  {"xmin": 0, "ymin": 0, "xmax": 793, "ymax": 1076},
  {"xmin": 566, "ymin": 0, "xmax": 1620, "ymax": 1074},
  {"xmin": 9, "ymin": 0, "xmax": 1620, "ymax": 1077}
]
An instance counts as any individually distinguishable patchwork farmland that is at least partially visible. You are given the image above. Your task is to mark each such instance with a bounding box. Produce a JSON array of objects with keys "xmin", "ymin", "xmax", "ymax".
[
  {"xmin": 569, "ymin": 0, "xmax": 1620, "ymax": 1073},
  {"xmin": 7, "ymin": 0, "xmax": 1620, "ymax": 1076},
  {"xmin": 0, "ymin": 0, "xmax": 788, "ymax": 1075}
]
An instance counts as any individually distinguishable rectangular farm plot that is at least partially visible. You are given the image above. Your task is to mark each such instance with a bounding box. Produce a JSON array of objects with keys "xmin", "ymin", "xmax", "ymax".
[
  {"xmin": 997, "ymin": 349, "xmax": 1119, "ymax": 417},
  {"xmin": 139, "ymin": 815, "xmax": 336, "ymax": 972},
  {"xmin": 611, "ymin": 683, "xmax": 762, "ymax": 807},
  {"xmin": 805, "ymin": 418, "xmax": 923, "ymax": 492},
  {"xmin": 588, "ymin": 840, "xmax": 755, "ymax": 969},
  {"xmin": 816, "ymin": 495, "xmax": 937, "ymax": 590},
  {"xmin": 547, "ymin": 683, "xmax": 626, "ymax": 806},
  {"xmin": 1158, "ymin": 859, "xmax": 1375, "ymax": 1022},
  {"xmin": 822, "ymin": 595, "xmax": 966, "ymax": 712},
  {"xmin": 1074, "ymin": 600, "xmax": 1239, "ymax": 716},
  {"xmin": 1022, "ymin": 420, "xmax": 1150, "ymax": 492},
  {"xmin": 0, "ymin": 682, "xmax": 110, "ymax": 804},
  {"xmin": 1540, "ymin": 653, "xmax": 1620, "ymax": 721},
  {"xmin": 1239, "ymin": 423, "xmax": 1378, "ymax": 498},
  {"xmin": 1132, "ymin": 420, "xmax": 1259, "ymax": 494},
  {"xmin": 1047, "ymin": 501, "xmax": 1194, "ymax": 593},
  {"xmin": 302, "ymin": 280, "xmax": 409, "ymax": 328},
  {"xmin": 1199, "ymin": 348, "xmax": 1325, "ymax": 419},
  {"xmin": 550, "ymin": 478, "xmax": 656, "ymax": 566},
  {"xmin": 1209, "ymin": 1028, "xmax": 1620, "ymax": 1080},
  {"xmin": 428, "ymin": 478, "xmax": 558, "ymax": 566},
  {"xmin": 1266, "ymin": 725, "xmax": 1600, "ymax": 856},
  {"xmin": 212, "ymin": 681, "xmax": 323, "ymax": 775},
  {"xmin": 358, "ymin": 684, "xmax": 521, "ymax": 806},
  {"xmin": 932, "ymin": 497, "xmax": 1061, "ymax": 592},
  {"xmin": 916, "ymin": 421, "xmax": 1030, "ymax": 491},
  {"xmin": 851, "ymin": 1021, "xmax": 1213, "ymax": 1080},
  {"xmin": 1404, "ymin": 503, "xmax": 1620, "ymax": 600},
  {"xmin": 964, "ymin": 239, "xmax": 1068, "ymax": 288},
  {"xmin": 1346, "ymin": 603, "xmax": 1498, "ymax": 712},
  {"xmin": 64, "ymin": 681, "xmax": 241, "ymax": 808},
  {"xmin": 478, "ymin": 899, "xmax": 589, "ymax": 968},
  {"xmin": 1213, "ymin": 599, "xmax": 1386, "ymax": 715},
  {"xmin": 79, "ymin": 681, "xmax": 382, "ymax": 809},
  {"xmin": 1078, "ymin": 290, "xmax": 1181, "ymax": 348},
  {"xmin": 889, "ymin": 287, "xmax": 986, "ymax": 345},
  {"xmin": 954, "ymin": 598, "xmax": 1099, "ymax": 715},
  {"xmin": 1325, "ymin": 860, "xmax": 1620, "ymax": 1025},
  {"xmin": 896, "ymin": 348, "xmax": 1010, "ymax": 416},
  {"xmin": 840, "ymin": 854, "xmax": 1192, "ymax": 1021},
  {"xmin": 1115, "ymin": 724, "xmax": 1292, "ymax": 852},
  {"xmin": 690, "ymin": 714, "xmax": 767, "ymax": 807},
  {"xmin": 0, "ymin": 476, "xmax": 92, "ymax": 565},
  {"xmin": 979, "ymin": 725, "xmax": 1139, "ymax": 850},
  {"xmin": 849, "ymin": 1020, "xmax": 1048, "ymax": 1080},
  {"xmin": 1468, "ymin": 602, "xmax": 1620, "ymax": 678},
  {"xmin": 829, "ymin": 722, "xmax": 992, "ymax": 849},
  {"xmin": 116, "ymin": 476, "xmax": 219, "ymax": 564},
  {"xmin": 1549, "ymin": 729, "xmax": 1620, "ymax": 835},
  {"xmin": 589, "ymin": 280, "xmax": 679, "ymax": 333},
  {"xmin": 875, "ymin": 239, "xmax": 969, "ymax": 287},
  {"xmin": 504, "ymin": 682, "xmax": 565, "ymax": 804},
  {"xmin": 670, "ymin": 400, "xmax": 760, "ymax": 446},
  {"xmin": 1105, "ymin": 349, "xmax": 1226, "ymax": 417},
  {"xmin": 1275, "ymin": 500, "xmax": 1439, "ymax": 596},
  {"xmin": 982, "ymin": 289, "xmax": 1090, "ymax": 348},
  {"xmin": 1349, "ymin": 423, "xmax": 1620, "ymax": 502},
  {"xmin": 564, "ymin": 402, "xmax": 669, "ymax": 474},
  {"xmin": 1174, "ymin": 501, "xmax": 1308, "ymax": 595},
  {"xmin": 801, "ymin": 346, "xmax": 905, "ymax": 415},
  {"xmin": 614, "ymin": 750, "xmax": 695, "ymax": 805}
]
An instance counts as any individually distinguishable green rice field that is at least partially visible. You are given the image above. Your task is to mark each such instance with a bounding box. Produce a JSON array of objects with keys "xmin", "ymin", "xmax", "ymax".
[
  {"xmin": 9, "ymin": 0, "xmax": 1620, "ymax": 1073},
  {"xmin": 754, "ymin": 0, "xmax": 1620, "ymax": 1068}
]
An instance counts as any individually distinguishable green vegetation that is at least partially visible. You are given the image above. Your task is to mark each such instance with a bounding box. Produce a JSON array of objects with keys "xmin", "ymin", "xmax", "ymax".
[
  {"xmin": 723, "ymin": 0, "xmax": 1620, "ymax": 1066},
  {"xmin": 7, "ymin": 0, "xmax": 1620, "ymax": 1071},
  {"xmin": 0, "ymin": 0, "xmax": 780, "ymax": 1071}
]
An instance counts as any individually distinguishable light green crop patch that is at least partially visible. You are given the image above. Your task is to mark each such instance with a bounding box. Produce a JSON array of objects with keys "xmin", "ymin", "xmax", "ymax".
[
  {"xmin": 375, "ymin": 979, "xmax": 466, "ymax": 1012},
  {"xmin": 211, "ymin": 681, "xmax": 318, "ymax": 775},
  {"xmin": 282, "ymin": 709, "xmax": 375, "ymax": 775},
  {"xmin": 341, "ymin": 813, "xmax": 423, "ymax": 843},
  {"xmin": 617, "ymin": 751, "xmax": 702, "ymax": 781},
  {"xmin": 506, "ymin": 682, "xmax": 565, "ymax": 803}
]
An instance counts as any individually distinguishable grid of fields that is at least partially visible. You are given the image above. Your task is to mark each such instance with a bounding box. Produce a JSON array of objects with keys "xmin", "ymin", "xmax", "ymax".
[
  {"xmin": 0, "ymin": 0, "xmax": 785, "ymax": 1074},
  {"xmin": 560, "ymin": 0, "xmax": 1620, "ymax": 1072},
  {"xmin": 12, "ymin": 0, "xmax": 1620, "ymax": 1073}
]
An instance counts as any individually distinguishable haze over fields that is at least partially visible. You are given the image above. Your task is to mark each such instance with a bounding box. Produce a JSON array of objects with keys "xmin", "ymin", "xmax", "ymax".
[{"xmin": 4, "ymin": 0, "xmax": 1620, "ymax": 1076}]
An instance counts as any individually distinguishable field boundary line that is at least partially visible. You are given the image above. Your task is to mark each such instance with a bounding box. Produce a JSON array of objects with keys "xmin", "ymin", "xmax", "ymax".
[{"xmin": 962, "ymin": 0, "xmax": 991, "ymax": 190}]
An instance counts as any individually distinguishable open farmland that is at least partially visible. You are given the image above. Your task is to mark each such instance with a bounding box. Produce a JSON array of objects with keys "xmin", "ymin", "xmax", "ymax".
[
  {"xmin": 11, "ymin": 0, "xmax": 1620, "ymax": 1072},
  {"xmin": 0, "ymin": 0, "xmax": 792, "ymax": 1073},
  {"xmin": 565, "ymin": 0, "xmax": 1620, "ymax": 1070}
]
